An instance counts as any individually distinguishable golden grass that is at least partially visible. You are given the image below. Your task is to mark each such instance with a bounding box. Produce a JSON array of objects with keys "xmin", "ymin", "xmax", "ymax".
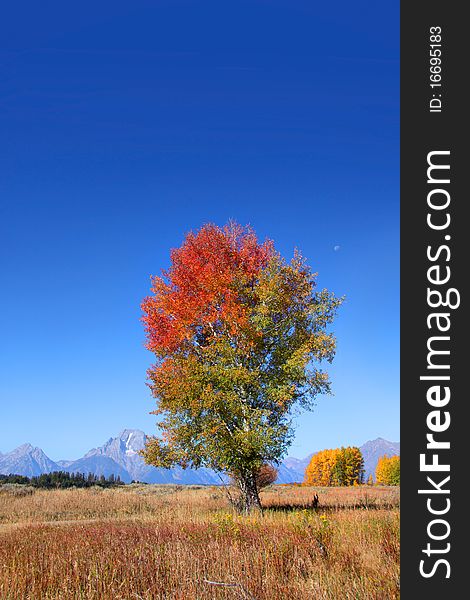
[{"xmin": 0, "ymin": 484, "xmax": 399, "ymax": 599}]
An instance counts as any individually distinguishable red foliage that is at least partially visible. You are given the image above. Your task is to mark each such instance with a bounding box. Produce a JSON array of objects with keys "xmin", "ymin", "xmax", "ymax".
[
  {"xmin": 141, "ymin": 223, "xmax": 274, "ymax": 355},
  {"xmin": 255, "ymin": 464, "xmax": 278, "ymax": 489}
]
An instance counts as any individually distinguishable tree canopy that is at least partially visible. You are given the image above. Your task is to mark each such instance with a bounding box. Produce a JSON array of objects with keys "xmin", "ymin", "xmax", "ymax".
[
  {"xmin": 141, "ymin": 222, "xmax": 342, "ymax": 511},
  {"xmin": 375, "ymin": 455, "xmax": 400, "ymax": 486}
]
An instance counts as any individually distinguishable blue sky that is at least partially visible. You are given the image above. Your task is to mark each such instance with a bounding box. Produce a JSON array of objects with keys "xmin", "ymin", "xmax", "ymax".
[{"xmin": 0, "ymin": 1, "xmax": 399, "ymax": 461}]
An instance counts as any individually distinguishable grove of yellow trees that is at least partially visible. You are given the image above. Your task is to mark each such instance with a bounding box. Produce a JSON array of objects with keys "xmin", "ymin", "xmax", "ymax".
[
  {"xmin": 304, "ymin": 446, "xmax": 364, "ymax": 486},
  {"xmin": 375, "ymin": 454, "xmax": 400, "ymax": 485}
]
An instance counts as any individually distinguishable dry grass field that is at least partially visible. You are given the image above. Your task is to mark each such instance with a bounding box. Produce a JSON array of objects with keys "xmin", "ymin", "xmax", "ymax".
[{"xmin": 0, "ymin": 484, "xmax": 399, "ymax": 600}]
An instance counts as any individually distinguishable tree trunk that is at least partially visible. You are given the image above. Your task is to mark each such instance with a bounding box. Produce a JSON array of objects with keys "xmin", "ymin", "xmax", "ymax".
[{"xmin": 236, "ymin": 473, "xmax": 262, "ymax": 514}]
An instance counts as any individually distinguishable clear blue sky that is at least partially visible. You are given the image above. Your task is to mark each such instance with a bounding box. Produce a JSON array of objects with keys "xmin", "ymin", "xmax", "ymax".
[{"xmin": 0, "ymin": 1, "xmax": 399, "ymax": 461}]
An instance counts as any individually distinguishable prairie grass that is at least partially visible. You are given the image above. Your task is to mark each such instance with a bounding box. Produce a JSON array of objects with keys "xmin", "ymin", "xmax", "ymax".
[{"xmin": 0, "ymin": 484, "xmax": 399, "ymax": 599}]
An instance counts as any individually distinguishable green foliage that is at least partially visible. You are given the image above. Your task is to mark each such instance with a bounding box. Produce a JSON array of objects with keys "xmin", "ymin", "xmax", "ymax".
[
  {"xmin": 0, "ymin": 474, "xmax": 29, "ymax": 485},
  {"xmin": 0, "ymin": 471, "xmax": 124, "ymax": 489},
  {"xmin": 331, "ymin": 447, "xmax": 364, "ymax": 486}
]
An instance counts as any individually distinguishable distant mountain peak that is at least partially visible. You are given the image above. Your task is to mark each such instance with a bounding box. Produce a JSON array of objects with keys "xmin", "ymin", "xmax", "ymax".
[
  {"xmin": 366, "ymin": 436, "xmax": 398, "ymax": 444},
  {"xmin": 0, "ymin": 442, "xmax": 60, "ymax": 477},
  {"xmin": 360, "ymin": 437, "xmax": 400, "ymax": 481},
  {"xmin": 15, "ymin": 443, "xmax": 34, "ymax": 453},
  {"xmin": 118, "ymin": 429, "xmax": 146, "ymax": 456},
  {"xmin": 119, "ymin": 428, "xmax": 145, "ymax": 439},
  {"xmin": 118, "ymin": 429, "xmax": 146, "ymax": 454}
]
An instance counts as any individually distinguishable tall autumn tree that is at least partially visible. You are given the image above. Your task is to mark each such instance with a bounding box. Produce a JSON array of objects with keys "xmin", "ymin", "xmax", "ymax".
[
  {"xmin": 141, "ymin": 222, "xmax": 342, "ymax": 512},
  {"xmin": 331, "ymin": 446, "xmax": 365, "ymax": 486},
  {"xmin": 375, "ymin": 455, "xmax": 400, "ymax": 486},
  {"xmin": 303, "ymin": 448, "xmax": 340, "ymax": 486}
]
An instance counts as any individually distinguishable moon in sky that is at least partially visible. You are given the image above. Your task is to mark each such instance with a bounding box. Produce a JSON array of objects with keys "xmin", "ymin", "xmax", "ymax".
[{"xmin": 333, "ymin": 245, "xmax": 341, "ymax": 251}]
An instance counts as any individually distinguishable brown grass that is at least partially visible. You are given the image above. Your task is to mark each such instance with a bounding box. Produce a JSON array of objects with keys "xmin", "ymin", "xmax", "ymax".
[{"xmin": 0, "ymin": 484, "xmax": 399, "ymax": 599}]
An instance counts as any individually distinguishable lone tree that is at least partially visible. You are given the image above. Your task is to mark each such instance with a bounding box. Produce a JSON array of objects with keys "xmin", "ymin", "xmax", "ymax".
[
  {"xmin": 375, "ymin": 455, "xmax": 400, "ymax": 486},
  {"xmin": 141, "ymin": 222, "xmax": 342, "ymax": 512}
]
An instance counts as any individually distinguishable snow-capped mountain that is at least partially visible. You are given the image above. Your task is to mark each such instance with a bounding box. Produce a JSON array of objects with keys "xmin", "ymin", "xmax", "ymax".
[
  {"xmin": 0, "ymin": 443, "xmax": 60, "ymax": 477},
  {"xmin": 83, "ymin": 429, "xmax": 151, "ymax": 482},
  {"xmin": 60, "ymin": 429, "xmax": 228, "ymax": 484}
]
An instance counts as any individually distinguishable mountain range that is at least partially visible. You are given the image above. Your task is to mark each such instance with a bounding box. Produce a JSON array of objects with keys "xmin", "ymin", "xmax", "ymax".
[{"xmin": 0, "ymin": 430, "xmax": 399, "ymax": 484}]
